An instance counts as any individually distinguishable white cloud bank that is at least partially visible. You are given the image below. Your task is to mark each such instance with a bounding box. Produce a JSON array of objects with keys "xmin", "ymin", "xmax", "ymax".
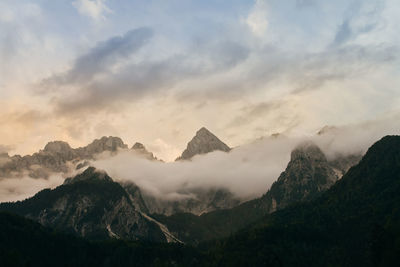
[
  {"xmin": 91, "ymin": 114, "xmax": 400, "ymax": 201},
  {"xmin": 0, "ymin": 174, "xmax": 64, "ymax": 203},
  {"xmin": 1, "ymin": 113, "xmax": 399, "ymax": 203}
]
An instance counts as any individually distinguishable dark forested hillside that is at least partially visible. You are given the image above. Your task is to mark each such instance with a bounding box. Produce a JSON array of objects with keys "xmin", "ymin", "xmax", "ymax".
[
  {"xmin": 0, "ymin": 212, "xmax": 203, "ymax": 267},
  {"xmin": 204, "ymin": 135, "xmax": 400, "ymax": 266}
]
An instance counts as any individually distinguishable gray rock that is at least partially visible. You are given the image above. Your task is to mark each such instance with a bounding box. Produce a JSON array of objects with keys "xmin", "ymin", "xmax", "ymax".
[
  {"xmin": 176, "ymin": 127, "xmax": 231, "ymax": 161},
  {"xmin": 131, "ymin": 142, "xmax": 158, "ymax": 161}
]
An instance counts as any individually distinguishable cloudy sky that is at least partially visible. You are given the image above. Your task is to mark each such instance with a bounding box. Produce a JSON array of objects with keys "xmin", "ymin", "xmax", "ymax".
[{"xmin": 1, "ymin": 0, "xmax": 399, "ymax": 161}]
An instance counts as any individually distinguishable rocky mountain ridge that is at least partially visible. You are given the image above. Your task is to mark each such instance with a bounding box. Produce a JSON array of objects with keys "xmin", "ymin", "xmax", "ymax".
[{"xmin": 0, "ymin": 136, "xmax": 152, "ymax": 179}]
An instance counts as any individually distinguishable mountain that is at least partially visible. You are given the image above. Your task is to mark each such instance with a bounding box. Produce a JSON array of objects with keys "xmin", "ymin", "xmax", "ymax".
[
  {"xmin": 205, "ymin": 135, "xmax": 400, "ymax": 266},
  {"xmin": 1, "ymin": 136, "xmax": 399, "ymax": 266},
  {"xmin": 257, "ymin": 141, "xmax": 339, "ymax": 213},
  {"xmin": 176, "ymin": 127, "xmax": 231, "ymax": 161},
  {"xmin": 0, "ymin": 167, "xmax": 166, "ymax": 242},
  {"xmin": 0, "ymin": 136, "xmax": 154, "ymax": 179},
  {"xmin": 155, "ymin": 141, "xmax": 361, "ymax": 243}
]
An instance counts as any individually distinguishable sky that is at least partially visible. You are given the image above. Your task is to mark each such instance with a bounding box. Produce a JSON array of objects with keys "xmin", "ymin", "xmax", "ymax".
[{"xmin": 1, "ymin": 0, "xmax": 400, "ymax": 161}]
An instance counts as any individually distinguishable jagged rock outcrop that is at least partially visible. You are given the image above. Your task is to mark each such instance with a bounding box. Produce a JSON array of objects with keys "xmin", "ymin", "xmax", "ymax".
[
  {"xmin": 76, "ymin": 136, "xmax": 127, "ymax": 158},
  {"xmin": 176, "ymin": 127, "xmax": 231, "ymax": 161},
  {"xmin": 131, "ymin": 142, "xmax": 158, "ymax": 161},
  {"xmin": 0, "ymin": 167, "xmax": 166, "ymax": 242}
]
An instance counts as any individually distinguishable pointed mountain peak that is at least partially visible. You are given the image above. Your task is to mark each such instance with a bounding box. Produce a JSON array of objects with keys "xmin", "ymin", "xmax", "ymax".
[
  {"xmin": 63, "ymin": 166, "xmax": 113, "ymax": 185},
  {"xmin": 197, "ymin": 127, "xmax": 212, "ymax": 135},
  {"xmin": 176, "ymin": 127, "xmax": 231, "ymax": 161}
]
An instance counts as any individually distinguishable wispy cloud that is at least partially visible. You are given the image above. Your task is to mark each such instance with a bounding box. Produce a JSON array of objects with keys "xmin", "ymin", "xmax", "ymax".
[
  {"xmin": 72, "ymin": 0, "xmax": 111, "ymax": 21},
  {"xmin": 245, "ymin": 0, "xmax": 268, "ymax": 37}
]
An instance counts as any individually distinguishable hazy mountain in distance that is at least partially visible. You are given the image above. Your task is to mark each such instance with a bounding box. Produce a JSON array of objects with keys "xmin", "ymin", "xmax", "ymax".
[
  {"xmin": 176, "ymin": 127, "xmax": 231, "ymax": 161},
  {"xmin": 0, "ymin": 136, "xmax": 155, "ymax": 179}
]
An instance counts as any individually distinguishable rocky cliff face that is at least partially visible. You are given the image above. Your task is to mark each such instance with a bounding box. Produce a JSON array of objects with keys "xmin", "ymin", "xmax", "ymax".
[
  {"xmin": 0, "ymin": 167, "xmax": 166, "ymax": 242},
  {"xmin": 176, "ymin": 127, "xmax": 231, "ymax": 161},
  {"xmin": 259, "ymin": 142, "xmax": 340, "ymax": 212},
  {"xmin": 143, "ymin": 188, "xmax": 241, "ymax": 216}
]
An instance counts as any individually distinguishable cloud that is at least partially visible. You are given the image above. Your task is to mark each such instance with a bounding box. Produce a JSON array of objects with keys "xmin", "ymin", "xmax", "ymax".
[
  {"xmin": 72, "ymin": 0, "xmax": 111, "ymax": 21},
  {"xmin": 44, "ymin": 27, "xmax": 154, "ymax": 86},
  {"xmin": 296, "ymin": 0, "xmax": 316, "ymax": 8},
  {"xmin": 1, "ymin": 113, "xmax": 399, "ymax": 203},
  {"xmin": 245, "ymin": 0, "xmax": 268, "ymax": 37},
  {"xmin": 41, "ymin": 29, "xmax": 249, "ymax": 114},
  {"xmin": 0, "ymin": 145, "xmax": 14, "ymax": 154},
  {"xmin": 1, "ymin": 0, "xmax": 400, "ymax": 164},
  {"xmin": 92, "ymin": 137, "xmax": 298, "ymax": 201},
  {"xmin": 91, "ymin": 114, "xmax": 400, "ymax": 202},
  {"xmin": 0, "ymin": 174, "xmax": 64, "ymax": 202}
]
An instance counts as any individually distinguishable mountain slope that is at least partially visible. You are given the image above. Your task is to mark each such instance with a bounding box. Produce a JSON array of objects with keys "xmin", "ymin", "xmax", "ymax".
[
  {"xmin": 0, "ymin": 212, "xmax": 201, "ymax": 267},
  {"xmin": 0, "ymin": 167, "xmax": 165, "ymax": 242},
  {"xmin": 1, "ymin": 135, "xmax": 399, "ymax": 266}
]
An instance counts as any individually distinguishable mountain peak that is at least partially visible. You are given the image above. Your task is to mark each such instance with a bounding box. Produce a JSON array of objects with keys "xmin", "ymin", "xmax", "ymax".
[
  {"xmin": 264, "ymin": 141, "xmax": 338, "ymax": 211},
  {"xmin": 131, "ymin": 142, "xmax": 158, "ymax": 161},
  {"xmin": 83, "ymin": 136, "xmax": 128, "ymax": 155},
  {"xmin": 132, "ymin": 142, "xmax": 146, "ymax": 150},
  {"xmin": 290, "ymin": 141, "xmax": 326, "ymax": 161},
  {"xmin": 176, "ymin": 127, "xmax": 231, "ymax": 161},
  {"xmin": 197, "ymin": 127, "xmax": 211, "ymax": 135},
  {"xmin": 43, "ymin": 141, "xmax": 72, "ymax": 154},
  {"xmin": 63, "ymin": 167, "xmax": 113, "ymax": 185}
]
